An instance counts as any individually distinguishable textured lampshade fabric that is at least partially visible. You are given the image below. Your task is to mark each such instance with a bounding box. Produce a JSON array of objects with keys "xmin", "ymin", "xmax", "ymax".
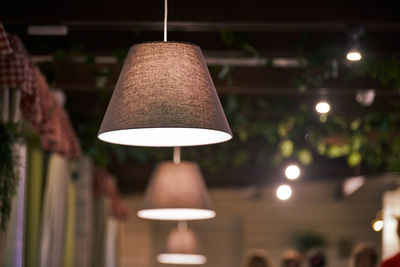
[
  {"xmin": 98, "ymin": 41, "xmax": 232, "ymax": 147},
  {"xmin": 157, "ymin": 228, "xmax": 207, "ymax": 265},
  {"xmin": 137, "ymin": 161, "xmax": 215, "ymax": 220},
  {"xmin": 165, "ymin": 228, "xmax": 199, "ymax": 254}
]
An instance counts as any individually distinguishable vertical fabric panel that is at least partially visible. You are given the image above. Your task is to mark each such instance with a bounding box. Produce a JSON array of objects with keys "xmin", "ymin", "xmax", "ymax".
[
  {"xmin": 105, "ymin": 217, "xmax": 118, "ymax": 267},
  {"xmin": 0, "ymin": 229, "xmax": 7, "ymax": 265},
  {"xmin": 0, "ymin": 88, "xmax": 9, "ymax": 263},
  {"xmin": 4, "ymin": 142, "xmax": 27, "ymax": 267},
  {"xmin": 39, "ymin": 154, "xmax": 70, "ymax": 267},
  {"xmin": 92, "ymin": 197, "xmax": 107, "ymax": 267},
  {"xmin": 63, "ymin": 179, "xmax": 76, "ymax": 267},
  {"xmin": 0, "ymin": 88, "xmax": 10, "ymax": 122},
  {"xmin": 74, "ymin": 157, "xmax": 93, "ymax": 267},
  {"xmin": 24, "ymin": 144, "xmax": 43, "ymax": 267}
]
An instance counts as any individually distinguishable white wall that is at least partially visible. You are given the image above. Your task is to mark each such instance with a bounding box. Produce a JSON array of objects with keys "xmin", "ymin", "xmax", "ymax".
[{"xmin": 119, "ymin": 178, "xmax": 385, "ymax": 267}]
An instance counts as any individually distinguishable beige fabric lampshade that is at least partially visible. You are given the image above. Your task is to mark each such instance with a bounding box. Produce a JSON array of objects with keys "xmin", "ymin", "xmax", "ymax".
[
  {"xmin": 98, "ymin": 41, "xmax": 232, "ymax": 147},
  {"xmin": 137, "ymin": 161, "xmax": 215, "ymax": 220},
  {"xmin": 157, "ymin": 227, "xmax": 207, "ymax": 265}
]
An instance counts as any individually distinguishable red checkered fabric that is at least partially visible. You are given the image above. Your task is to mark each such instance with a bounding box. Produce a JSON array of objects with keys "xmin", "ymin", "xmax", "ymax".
[
  {"xmin": 0, "ymin": 29, "xmax": 81, "ymax": 159},
  {"xmin": 93, "ymin": 167, "xmax": 129, "ymax": 220},
  {"xmin": 21, "ymin": 67, "xmax": 82, "ymax": 159},
  {"xmin": 0, "ymin": 34, "xmax": 33, "ymax": 93},
  {"xmin": 0, "ymin": 22, "xmax": 12, "ymax": 56}
]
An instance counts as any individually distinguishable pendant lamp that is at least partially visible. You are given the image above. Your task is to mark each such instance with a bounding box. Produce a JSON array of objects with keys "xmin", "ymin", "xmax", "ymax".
[
  {"xmin": 137, "ymin": 151, "xmax": 215, "ymax": 220},
  {"xmin": 98, "ymin": 0, "xmax": 232, "ymax": 147},
  {"xmin": 157, "ymin": 223, "xmax": 207, "ymax": 265}
]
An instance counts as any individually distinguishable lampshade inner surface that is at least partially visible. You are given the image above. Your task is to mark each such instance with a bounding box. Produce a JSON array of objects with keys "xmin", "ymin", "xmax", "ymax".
[
  {"xmin": 137, "ymin": 208, "xmax": 216, "ymax": 221},
  {"xmin": 157, "ymin": 254, "xmax": 207, "ymax": 265},
  {"xmin": 98, "ymin": 127, "xmax": 231, "ymax": 147}
]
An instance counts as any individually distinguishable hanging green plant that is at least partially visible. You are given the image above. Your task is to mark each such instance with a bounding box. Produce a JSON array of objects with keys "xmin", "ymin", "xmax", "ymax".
[{"xmin": 0, "ymin": 122, "xmax": 20, "ymax": 231}]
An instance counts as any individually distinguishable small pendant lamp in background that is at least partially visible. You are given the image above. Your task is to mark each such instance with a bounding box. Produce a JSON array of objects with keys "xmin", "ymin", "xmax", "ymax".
[
  {"xmin": 157, "ymin": 222, "xmax": 207, "ymax": 265},
  {"xmin": 97, "ymin": 0, "xmax": 232, "ymax": 147},
  {"xmin": 137, "ymin": 147, "xmax": 215, "ymax": 220}
]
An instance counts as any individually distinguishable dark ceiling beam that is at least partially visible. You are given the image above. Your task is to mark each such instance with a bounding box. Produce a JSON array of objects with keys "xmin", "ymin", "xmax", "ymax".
[
  {"xmin": 45, "ymin": 62, "xmax": 393, "ymax": 95},
  {"xmin": 6, "ymin": 20, "xmax": 400, "ymax": 32}
]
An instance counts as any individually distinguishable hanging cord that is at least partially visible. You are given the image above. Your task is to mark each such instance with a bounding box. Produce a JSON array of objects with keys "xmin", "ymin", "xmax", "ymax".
[
  {"xmin": 173, "ymin": 147, "xmax": 181, "ymax": 164},
  {"xmin": 164, "ymin": 0, "xmax": 168, "ymax": 42},
  {"xmin": 177, "ymin": 221, "xmax": 188, "ymax": 231}
]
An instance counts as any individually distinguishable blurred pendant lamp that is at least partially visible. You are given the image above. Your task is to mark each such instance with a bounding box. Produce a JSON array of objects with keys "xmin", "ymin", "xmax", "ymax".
[
  {"xmin": 137, "ymin": 147, "xmax": 216, "ymax": 220},
  {"xmin": 157, "ymin": 222, "xmax": 207, "ymax": 265},
  {"xmin": 97, "ymin": 0, "xmax": 232, "ymax": 147}
]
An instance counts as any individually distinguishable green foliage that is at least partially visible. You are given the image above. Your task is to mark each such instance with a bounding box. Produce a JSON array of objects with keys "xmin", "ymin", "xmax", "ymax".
[
  {"xmin": 39, "ymin": 36, "xmax": 400, "ymax": 174},
  {"xmin": 0, "ymin": 122, "xmax": 20, "ymax": 231},
  {"xmin": 355, "ymin": 58, "xmax": 400, "ymax": 90}
]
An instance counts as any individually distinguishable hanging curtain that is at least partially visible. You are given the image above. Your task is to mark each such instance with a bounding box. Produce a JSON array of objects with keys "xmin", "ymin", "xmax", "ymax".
[
  {"xmin": 63, "ymin": 177, "xmax": 76, "ymax": 267},
  {"xmin": 4, "ymin": 142, "xmax": 27, "ymax": 267},
  {"xmin": 0, "ymin": 23, "xmax": 13, "ymax": 56},
  {"xmin": 39, "ymin": 153, "xmax": 70, "ymax": 267},
  {"xmin": 0, "ymin": 87, "xmax": 10, "ymax": 263},
  {"xmin": 74, "ymin": 157, "xmax": 93, "ymax": 267},
  {"xmin": 91, "ymin": 196, "xmax": 108, "ymax": 267},
  {"xmin": 24, "ymin": 140, "xmax": 44, "ymax": 267},
  {"xmin": 104, "ymin": 217, "xmax": 118, "ymax": 267}
]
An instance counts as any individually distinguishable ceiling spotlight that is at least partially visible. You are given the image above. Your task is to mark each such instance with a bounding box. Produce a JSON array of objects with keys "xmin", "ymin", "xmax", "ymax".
[
  {"xmin": 285, "ymin": 164, "xmax": 301, "ymax": 180},
  {"xmin": 315, "ymin": 101, "xmax": 331, "ymax": 114},
  {"xmin": 276, "ymin": 184, "xmax": 292, "ymax": 200},
  {"xmin": 346, "ymin": 26, "xmax": 364, "ymax": 62},
  {"xmin": 372, "ymin": 219, "xmax": 383, "ymax": 232},
  {"xmin": 346, "ymin": 51, "xmax": 362, "ymax": 61},
  {"xmin": 356, "ymin": 89, "xmax": 375, "ymax": 106}
]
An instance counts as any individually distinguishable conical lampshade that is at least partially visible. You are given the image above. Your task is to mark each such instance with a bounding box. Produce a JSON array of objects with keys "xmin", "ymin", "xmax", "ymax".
[
  {"xmin": 157, "ymin": 227, "xmax": 207, "ymax": 265},
  {"xmin": 137, "ymin": 161, "xmax": 215, "ymax": 220},
  {"xmin": 98, "ymin": 41, "xmax": 232, "ymax": 147}
]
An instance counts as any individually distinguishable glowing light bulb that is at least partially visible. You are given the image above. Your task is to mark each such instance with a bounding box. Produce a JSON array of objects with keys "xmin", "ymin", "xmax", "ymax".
[
  {"xmin": 346, "ymin": 51, "xmax": 362, "ymax": 61},
  {"xmin": 372, "ymin": 219, "xmax": 383, "ymax": 232},
  {"xmin": 285, "ymin": 164, "xmax": 301, "ymax": 180},
  {"xmin": 157, "ymin": 254, "xmax": 207, "ymax": 265},
  {"xmin": 315, "ymin": 102, "xmax": 331, "ymax": 114},
  {"xmin": 276, "ymin": 184, "xmax": 292, "ymax": 200},
  {"xmin": 137, "ymin": 208, "xmax": 216, "ymax": 221}
]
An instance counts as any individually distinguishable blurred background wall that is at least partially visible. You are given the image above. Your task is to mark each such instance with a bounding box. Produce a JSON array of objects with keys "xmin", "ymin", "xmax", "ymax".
[{"xmin": 119, "ymin": 177, "xmax": 387, "ymax": 267}]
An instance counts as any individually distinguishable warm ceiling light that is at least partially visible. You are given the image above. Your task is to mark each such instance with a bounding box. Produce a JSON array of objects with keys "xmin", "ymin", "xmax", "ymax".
[
  {"xmin": 342, "ymin": 176, "xmax": 365, "ymax": 196},
  {"xmin": 137, "ymin": 161, "xmax": 215, "ymax": 220},
  {"xmin": 97, "ymin": 43, "xmax": 232, "ymax": 147},
  {"xmin": 346, "ymin": 51, "xmax": 362, "ymax": 61},
  {"xmin": 158, "ymin": 226, "xmax": 207, "ymax": 265},
  {"xmin": 315, "ymin": 101, "xmax": 331, "ymax": 114},
  {"xmin": 372, "ymin": 219, "xmax": 383, "ymax": 232},
  {"xmin": 98, "ymin": 0, "xmax": 231, "ymax": 147},
  {"xmin": 276, "ymin": 184, "xmax": 292, "ymax": 200},
  {"xmin": 157, "ymin": 254, "xmax": 207, "ymax": 265},
  {"xmin": 137, "ymin": 208, "xmax": 215, "ymax": 221},
  {"xmin": 99, "ymin": 127, "xmax": 231, "ymax": 147},
  {"xmin": 285, "ymin": 164, "xmax": 301, "ymax": 180}
]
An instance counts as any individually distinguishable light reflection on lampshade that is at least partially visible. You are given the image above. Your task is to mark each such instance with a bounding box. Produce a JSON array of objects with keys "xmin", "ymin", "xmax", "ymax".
[
  {"xmin": 137, "ymin": 161, "xmax": 215, "ymax": 220},
  {"xmin": 98, "ymin": 42, "xmax": 232, "ymax": 147},
  {"xmin": 157, "ymin": 227, "xmax": 207, "ymax": 265}
]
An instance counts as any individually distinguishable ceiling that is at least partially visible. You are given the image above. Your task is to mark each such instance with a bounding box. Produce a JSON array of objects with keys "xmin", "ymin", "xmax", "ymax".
[
  {"xmin": 3, "ymin": 0, "xmax": 400, "ymax": 56},
  {"xmin": 2, "ymin": 0, "xmax": 400, "ymax": 193}
]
